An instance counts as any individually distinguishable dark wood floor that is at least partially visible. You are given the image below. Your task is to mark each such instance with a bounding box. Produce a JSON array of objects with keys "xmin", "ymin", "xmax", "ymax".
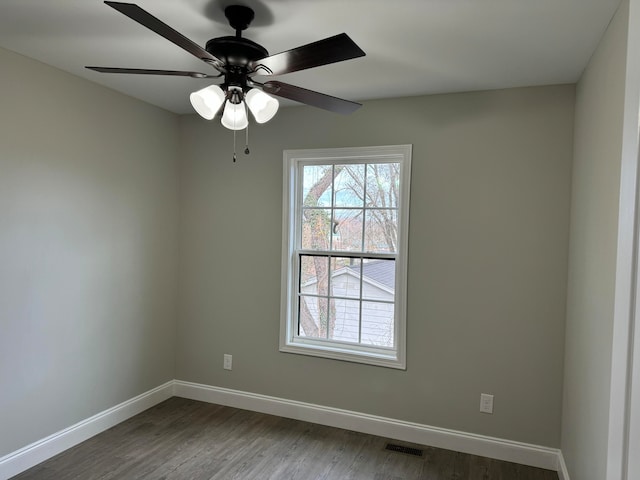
[{"xmin": 12, "ymin": 397, "xmax": 559, "ymax": 480}]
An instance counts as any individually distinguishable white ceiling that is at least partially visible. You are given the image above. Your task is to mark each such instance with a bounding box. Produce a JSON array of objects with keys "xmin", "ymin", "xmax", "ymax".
[{"xmin": 0, "ymin": 0, "xmax": 621, "ymax": 114}]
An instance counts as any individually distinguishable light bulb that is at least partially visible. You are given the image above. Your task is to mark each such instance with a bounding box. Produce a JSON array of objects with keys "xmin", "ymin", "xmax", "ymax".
[
  {"xmin": 246, "ymin": 89, "xmax": 279, "ymax": 123},
  {"xmin": 221, "ymin": 101, "xmax": 249, "ymax": 130},
  {"xmin": 190, "ymin": 84, "xmax": 225, "ymax": 120}
]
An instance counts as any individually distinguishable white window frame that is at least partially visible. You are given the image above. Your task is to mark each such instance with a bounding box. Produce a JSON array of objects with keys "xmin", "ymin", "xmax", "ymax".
[{"xmin": 280, "ymin": 145, "xmax": 412, "ymax": 369}]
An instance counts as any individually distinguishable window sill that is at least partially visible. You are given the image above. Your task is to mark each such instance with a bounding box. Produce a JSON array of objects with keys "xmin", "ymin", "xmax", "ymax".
[{"xmin": 279, "ymin": 341, "xmax": 406, "ymax": 370}]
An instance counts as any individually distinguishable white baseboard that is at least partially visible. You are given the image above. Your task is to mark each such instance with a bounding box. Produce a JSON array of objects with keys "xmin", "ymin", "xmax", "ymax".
[
  {"xmin": 0, "ymin": 381, "xmax": 174, "ymax": 480},
  {"xmin": 1, "ymin": 380, "xmax": 569, "ymax": 479},
  {"xmin": 557, "ymin": 450, "xmax": 571, "ymax": 480},
  {"xmin": 173, "ymin": 380, "xmax": 562, "ymax": 473}
]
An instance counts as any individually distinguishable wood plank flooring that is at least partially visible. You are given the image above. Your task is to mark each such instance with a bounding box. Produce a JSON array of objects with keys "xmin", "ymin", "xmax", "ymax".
[{"xmin": 12, "ymin": 397, "xmax": 559, "ymax": 480}]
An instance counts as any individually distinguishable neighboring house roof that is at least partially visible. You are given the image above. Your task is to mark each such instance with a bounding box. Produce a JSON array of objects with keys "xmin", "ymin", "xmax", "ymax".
[
  {"xmin": 302, "ymin": 260, "xmax": 395, "ymax": 294},
  {"xmin": 348, "ymin": 260, "xmax": 395, "ymax": 290}
]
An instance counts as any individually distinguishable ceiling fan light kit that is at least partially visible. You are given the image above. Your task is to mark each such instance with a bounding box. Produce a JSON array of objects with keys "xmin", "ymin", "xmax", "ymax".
[
  {"xmin": 87, "ymin": 1, "xmax": 366, "ymax": 139},
  {"xmin": 245, "ymin": 89, "xmax": 279, "ymax": 124},
  {"xmin": 189, "ymin": 84, "xmax": 225, "ymax": 120},
  {"xmin": 221, "ymin": 91, "xmax": 249, "ymax": 131},
  {"xmin": 189, "ymin": 82, "xmax": 279, "ymax": 128}
]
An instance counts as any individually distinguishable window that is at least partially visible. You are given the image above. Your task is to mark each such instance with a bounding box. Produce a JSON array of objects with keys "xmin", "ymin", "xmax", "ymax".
[{"xmin": 280, "ymin": 145, "xmax": 412, "ymax": 369}]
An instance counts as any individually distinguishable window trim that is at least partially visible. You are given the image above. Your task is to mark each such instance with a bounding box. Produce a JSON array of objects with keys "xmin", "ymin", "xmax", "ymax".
[{"xmin": 280, "ymin": 145, "xmax": 412, "ymax": 369}]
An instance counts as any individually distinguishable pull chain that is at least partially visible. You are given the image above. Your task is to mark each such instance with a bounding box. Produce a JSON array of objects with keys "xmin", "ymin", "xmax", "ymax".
[
  {"xmin": 244, "ymin": 121, "xmax": 250, "ymax": 155},
  {"xmin": 231, "ymin": 102, "xmax": 250, "ymax": 162},
  {"xmin": 232, "ymin": 129, "xmax": 237, "ymax": 163}
]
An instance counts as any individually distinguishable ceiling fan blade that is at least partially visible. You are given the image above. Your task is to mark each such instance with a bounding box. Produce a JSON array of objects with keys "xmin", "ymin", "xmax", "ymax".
[
  {"xmin": 250, "ymin": 33, "xmax": 365, "ymax": 76},
  {"xmin": 262, "ymin": 81, "xmax": 362, "ymax": 114},
  {"xmin": 104, "ymin": 1, "xmax": 222, "ymax": 68},
  {"xmin": 86, "ymin": 66, "xmax": 220, "ymax": 78}
]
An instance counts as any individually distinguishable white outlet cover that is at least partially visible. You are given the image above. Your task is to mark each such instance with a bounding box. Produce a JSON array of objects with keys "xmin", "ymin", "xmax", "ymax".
[
  {"xmin": 480, "ymin": 393, "xmax": 494, "ymax": 414},
  {"xmin": 223, "ymin": 354, "xmax": 232, "ymax": 370}
]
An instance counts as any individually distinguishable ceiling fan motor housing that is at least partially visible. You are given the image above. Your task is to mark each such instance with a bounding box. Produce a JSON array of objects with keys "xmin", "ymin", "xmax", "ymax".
[
  {"xmin": 205, "ymin": 6, "xmax": 268, "ymax": 89},
  {"xmin": 206, "ymin": 36, "xmax": 268, "ymax": 89},
  {"xmin": 205, "ymin": 36, "xmax": 267, "ymax": 67}
]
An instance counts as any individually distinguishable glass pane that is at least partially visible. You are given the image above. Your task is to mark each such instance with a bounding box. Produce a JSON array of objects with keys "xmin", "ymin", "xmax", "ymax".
[
  {"xmin": 332, "ymin": 209, "xmax": 363, "ymax": 251},
  {"xmin": 330, "ymin": 257, "xmax": 361, "ymax": 299},
  {"xmin": 366, "ymin": 163, "xmax": 400, "ymax": 208},
  {"xmin": 364, "ymin": 209, "xmax": 397, "ymax": 253},
  {"xmin": 329, "ymin": 299, "xmax": 361, "ymax": 343},
  {"xmin": 302, "ymin": 165, "xmax": 333, "ymax": 207},
  {"xmin": 334, "ymin": 164, "xmax": 365, "ymax": 207},
  {"xmin": 302, "ymin": 208, "xmax": 331, "ymax": 250},
  {"xmin": 298, "ymin": 295, "xmax": 328, "ymax": 339},
  {"xmin": 361, "ymin": 301, "xmax": 395, "ymax": 347},
  {"xmin": 299, "ymin": 255, "xmax": 329, "ymax": 296},
  {"xmin": 361, "ymin": 259, "xmax": 395, "ymax": 301}
]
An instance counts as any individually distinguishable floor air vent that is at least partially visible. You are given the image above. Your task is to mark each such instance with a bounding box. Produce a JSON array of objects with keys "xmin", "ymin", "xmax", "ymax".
[{"xmin": 384, "ymin": 443, "xmax": 424, "ymax": 457}]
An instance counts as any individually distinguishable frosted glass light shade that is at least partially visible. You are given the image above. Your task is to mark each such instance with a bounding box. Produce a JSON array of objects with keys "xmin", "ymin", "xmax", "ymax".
[
  {"xmin": 221, "ymin": 101, "xmax": 249, "ymax": 130},
  {"xmin": 190, "ymin": 84, "xmax": 225, "ymax": 120},
  {"xmin": 246, "ymin": 89, "xmax": 279, "ymax": 123}
]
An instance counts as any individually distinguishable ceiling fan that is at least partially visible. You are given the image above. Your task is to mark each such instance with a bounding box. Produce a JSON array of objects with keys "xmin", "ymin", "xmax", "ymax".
[{"xmin": 86, "ymin": 1, "xmax": 366, "ymax": 131}]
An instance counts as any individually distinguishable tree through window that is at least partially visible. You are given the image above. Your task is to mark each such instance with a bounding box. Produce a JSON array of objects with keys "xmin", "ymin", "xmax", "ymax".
[{"xmin": 281, "ymin": 146, "xmax": 411, "ymax": 369}]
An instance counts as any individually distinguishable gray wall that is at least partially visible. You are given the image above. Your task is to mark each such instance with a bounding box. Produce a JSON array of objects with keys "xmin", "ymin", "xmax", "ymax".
[
  {"xmin": 0, "ymin": 47, "xmax": 179, "ymax": 456},
  {"xmin": 561, "ymin": 0, "xmax": 629, "ymax": 478},
  {"xmin": 0, "ymin": 37, "xmax": 584, "ymax": 458},
  {"xmin": 176, "ymin": 85, "xmax": 574, "ymax": 447}
]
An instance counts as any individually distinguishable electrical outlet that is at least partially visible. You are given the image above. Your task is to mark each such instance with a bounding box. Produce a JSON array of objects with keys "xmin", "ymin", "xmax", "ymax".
[
  {"xmin": 223, "ymin": 354, "xmax": 232, "ymax": 370},
  {"xmin": 480, "ymin": 393, "xmax": 494, "ymax": 414}
]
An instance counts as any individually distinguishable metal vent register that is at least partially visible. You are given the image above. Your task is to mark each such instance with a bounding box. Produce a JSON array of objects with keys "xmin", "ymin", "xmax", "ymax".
[{"xmin": 384, "ymin": 443, "xmax": 425, "ymax": 457}]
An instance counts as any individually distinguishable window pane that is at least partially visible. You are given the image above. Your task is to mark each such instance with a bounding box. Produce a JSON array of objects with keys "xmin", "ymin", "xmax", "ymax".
[
  {"xmin": 330, "ymin": 257, "xmax": 361, "ymax": 299},
  {"xmin": 364, "ymin": 209, "xmax": 397, "ymax": 253},
  {"xmin": 361, "ymin": 301, "xmax": 395, "ymax": 347},
  {"xmin": 330, "ymin": 299, "xmax": 361, "ymax": 343},
  {"xmin": 332, "ymin": 209, "xmax": 363, "ymax": 251},
  {"xmin": 298, "ymin": 295, "xmax": 328, "ymax": 339},
  {"xmin": 302, "ymin": 165, "xmax": 333, "ymax": 207},
  {"xmin": 300, "ymin": 255, "xmax": 329, "ymax": 296},
  {"xmin": 366, "ymin": 163, "xmax": 400, "ymax": 208},
  {"xmin": 334, "ymin": 164, "xmax": 365, "ymax": 207},
  {"xmin": 361, "ymin": 259, "xmax": 395, "ymax": 301},
  {"xmin": 302, "ymin": 208, "xmax": 331, "ymax": 250}
]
